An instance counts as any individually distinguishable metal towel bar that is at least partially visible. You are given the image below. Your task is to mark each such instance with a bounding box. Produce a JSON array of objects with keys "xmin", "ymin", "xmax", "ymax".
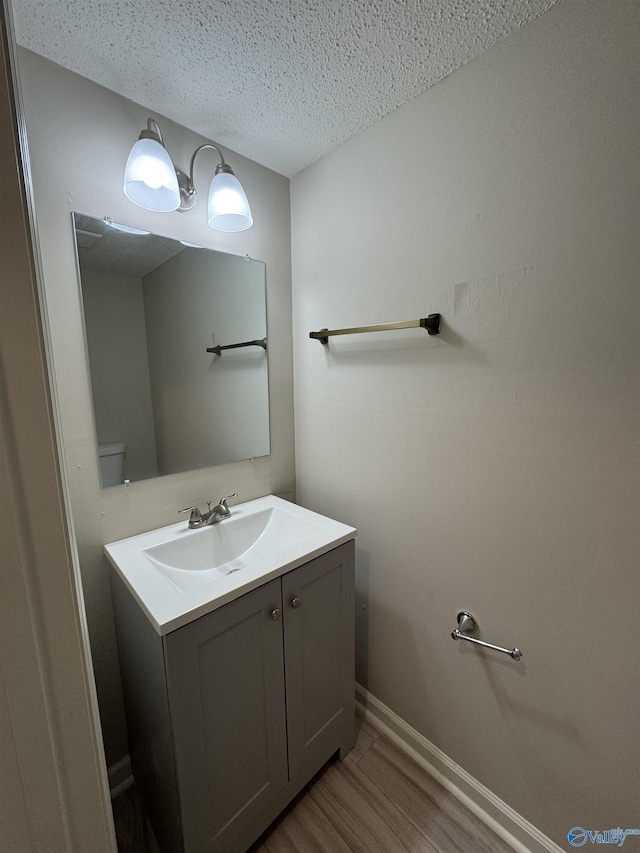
[
  {"xmin": 207, "ymin": 337, "xmax": 267, "ymax": 356},
  {"xmin": 451, "ymin": 611, "xmax": 522, "ymax": 661},
  {"xmin": 309, "ymin": 313, "xmax": 440, "ymax": 344}
]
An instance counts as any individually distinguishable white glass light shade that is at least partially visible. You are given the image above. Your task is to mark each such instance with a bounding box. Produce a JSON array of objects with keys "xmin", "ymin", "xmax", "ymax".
[
  {"xmin": 207, "ymin": 172, "xmax": 253, "ymax": 232},
  {"xmin": 123, "ymin": 137, "xmax": 180, "ymax": 212}
]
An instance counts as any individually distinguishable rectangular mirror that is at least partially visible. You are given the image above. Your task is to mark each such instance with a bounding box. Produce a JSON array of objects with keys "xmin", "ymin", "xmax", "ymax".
[{"xmin": 73, "ymin": 213, "xmax": 270, "ymax": 487}]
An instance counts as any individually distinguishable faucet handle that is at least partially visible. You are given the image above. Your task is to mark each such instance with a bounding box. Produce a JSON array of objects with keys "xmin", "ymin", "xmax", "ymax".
[
  {"xmin": 178, "ymin": 506, "xmax": 203, "ymax": 525},
  {"xmin": 218, "ymin": 493, "xmax": 238, "ymax": 510}
]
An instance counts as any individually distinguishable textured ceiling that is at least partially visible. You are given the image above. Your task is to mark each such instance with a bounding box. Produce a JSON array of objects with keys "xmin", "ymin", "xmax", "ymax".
[
  {"xmin": 73, "ymin": 213, "xmax": 185, "ymax": 278},
  {"xmin": 12, "ymin": 0, "xmax": 558, "ymax": 177}
]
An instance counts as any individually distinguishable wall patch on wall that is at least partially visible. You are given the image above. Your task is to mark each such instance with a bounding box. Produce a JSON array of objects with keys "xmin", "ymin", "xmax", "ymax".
[{"xmin": 453, "ymin": 266, "xmax": 532, "ymax": 342}]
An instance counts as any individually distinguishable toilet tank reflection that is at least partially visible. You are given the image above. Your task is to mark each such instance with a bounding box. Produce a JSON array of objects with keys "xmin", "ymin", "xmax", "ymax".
[{"xmin": 98, "ymin": 441, "xmax": 126, "ymax": 487}]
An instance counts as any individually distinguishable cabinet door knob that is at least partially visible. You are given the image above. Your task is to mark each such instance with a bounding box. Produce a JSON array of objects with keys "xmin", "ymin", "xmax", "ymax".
[
  {"xmin": 291, "ymin": 597, "xmax": 301, "ymax": 609},
  {"xmin": 270, "ymin": 608, "xmax": 281, "ymax": 621}
]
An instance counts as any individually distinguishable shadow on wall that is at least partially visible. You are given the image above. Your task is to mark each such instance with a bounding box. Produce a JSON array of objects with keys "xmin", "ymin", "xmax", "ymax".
[
  {"xmin": 478, "ymin": 653, "xmax": 589, "ymax": 753},
  {"xmin": 356, "ymin": 549, "xmax": 459, "ymax": 749},
  {"xmin": 355, "ymin": 545, "xmax": 371, "ymax": 687}
]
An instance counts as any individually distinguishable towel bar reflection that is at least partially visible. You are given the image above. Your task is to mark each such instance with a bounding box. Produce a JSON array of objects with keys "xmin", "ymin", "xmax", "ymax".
[
  {"xmin": 451, "ymin": 611, "xmax": 522, "ymax": 661},
  {"xmin": 309, "ymin": 314, "xmax": 440, "ymax": 344},
  {"xmin": 206, "ymin": 337, "xmax": 267, "ymax": 356}
]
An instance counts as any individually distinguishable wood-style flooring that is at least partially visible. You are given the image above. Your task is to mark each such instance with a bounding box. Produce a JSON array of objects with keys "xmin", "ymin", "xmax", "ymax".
[{"xmin": 113, "ymin": 715, "xmax": 515, "ymax": 852}]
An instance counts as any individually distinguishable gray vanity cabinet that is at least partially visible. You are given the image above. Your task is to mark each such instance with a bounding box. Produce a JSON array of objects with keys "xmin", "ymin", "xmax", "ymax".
[
  {"xmin": 281, "ymin": 549, "xmax": 355, "ymax": 783},
  {"xmin": 111, "ymin": 540, "xmax": 355, "ymax": 853},
  {"xmin": 164, "ymin": 578, "xmax": 289, "ymax": 852}
]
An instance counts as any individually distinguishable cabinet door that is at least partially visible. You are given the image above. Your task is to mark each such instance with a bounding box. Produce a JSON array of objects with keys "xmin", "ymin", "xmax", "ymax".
[
  {"xmin": 164, "ymin": 579, "xmax": 288, "ymax": 852},
  {"xmin": 282, "ymin": 541, "xmax": 355, "ymax": 782}
]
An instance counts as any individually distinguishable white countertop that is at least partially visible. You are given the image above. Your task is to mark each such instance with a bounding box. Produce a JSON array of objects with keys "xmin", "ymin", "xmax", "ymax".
[{"xmin": 105, "ymin": 495, "xmax": 356, "ymax": 635}]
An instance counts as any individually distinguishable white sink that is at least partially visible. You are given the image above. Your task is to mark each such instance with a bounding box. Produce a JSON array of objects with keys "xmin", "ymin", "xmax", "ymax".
[{"xmin": 105, "ymin": 495, "xmax": 356, "ymax": 635}]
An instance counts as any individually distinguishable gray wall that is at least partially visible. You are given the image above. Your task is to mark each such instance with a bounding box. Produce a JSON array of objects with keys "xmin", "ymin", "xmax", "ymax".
[
  {"xmin": 291, "ymin": 1, "xmax": 638, "ymax": 848},
  {"xmin": 17, "ymin": 48, "xmax": 294, "ymax": 764},
  {"xmin": 80, "ymin": 267, "xmax": 158, "ymax": 482}
]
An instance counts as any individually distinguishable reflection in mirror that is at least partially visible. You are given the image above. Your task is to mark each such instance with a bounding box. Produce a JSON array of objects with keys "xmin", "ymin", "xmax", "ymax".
[{"xmin": 73, "ymin": 213, "xmax": 269, "ymax": 487}]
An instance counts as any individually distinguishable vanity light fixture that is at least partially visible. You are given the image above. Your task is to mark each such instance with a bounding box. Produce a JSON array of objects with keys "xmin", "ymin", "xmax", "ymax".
[{"xmin": 123, "ymin": 118, "xmax": 253, "ymax": 232}]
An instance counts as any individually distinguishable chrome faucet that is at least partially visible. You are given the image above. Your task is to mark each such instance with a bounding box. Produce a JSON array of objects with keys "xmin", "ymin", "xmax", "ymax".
[
  {"xmin": 179, "ymin": 493, "xmax": 238, "ymax": 529},
  {"xmin": 206, "ymin": 494, "xmax": 238, "ymax": 524}
]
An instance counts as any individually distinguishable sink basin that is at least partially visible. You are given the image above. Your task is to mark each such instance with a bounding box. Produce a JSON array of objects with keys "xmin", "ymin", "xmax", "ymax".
[
  {"xmin": 143, "ymin": 505, "xmax": 326, "ymax": 591},
  {"xmin": 105, "ymin": 495, "xmax": 356, "ymax": 634}
]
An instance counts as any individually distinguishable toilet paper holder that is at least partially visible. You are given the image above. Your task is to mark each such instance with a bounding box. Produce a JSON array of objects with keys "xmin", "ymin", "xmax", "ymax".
[{"xmin": 451, "ymin": 611, "xmax": 522, "ymax": 661}]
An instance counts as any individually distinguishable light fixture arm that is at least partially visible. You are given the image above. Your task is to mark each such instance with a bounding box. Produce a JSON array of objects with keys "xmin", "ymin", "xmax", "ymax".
[
  {"xmin": 178, "ymin": 143, "xmax": 234, "ymax": 211},
  {"xmin": 188, "ymin": 143, "xmax": 229, "ymax": 182},
  {"xmin": 139, "ymin": 117, "xmax": 165, "ymax": 146}
]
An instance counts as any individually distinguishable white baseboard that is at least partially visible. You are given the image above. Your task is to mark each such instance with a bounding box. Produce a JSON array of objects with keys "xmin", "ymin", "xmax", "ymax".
[
  {"xmin": 108, "ymin": 754, "xmax": 133, "ymax": 800},
  {"xmin": 355, "ymin": 684, "xmax": 564, "ymax": 853}
]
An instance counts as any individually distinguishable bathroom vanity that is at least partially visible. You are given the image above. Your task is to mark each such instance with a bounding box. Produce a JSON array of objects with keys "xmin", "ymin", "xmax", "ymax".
[{"xmin": 107, "ymin": 496, "xmax": 356, "ymax": 852}]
